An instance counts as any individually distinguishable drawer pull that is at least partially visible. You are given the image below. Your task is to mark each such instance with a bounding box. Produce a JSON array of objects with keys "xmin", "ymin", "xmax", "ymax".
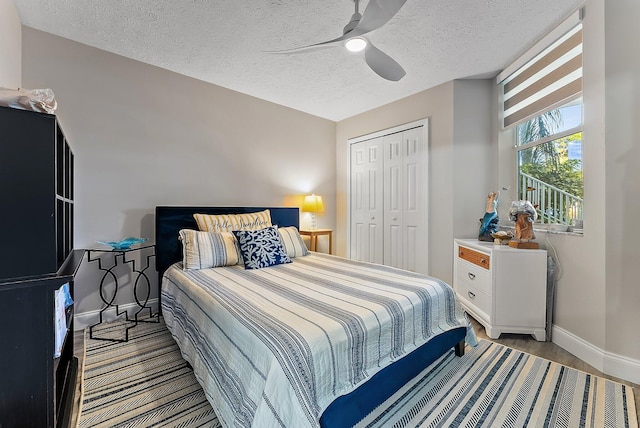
[
  {"xmin": 468, "ymin": 272, "xmax": 476, "ymax": 280},
  {"xmin": 468, "ymin": 291, "xmax": 476, "ymax": 299},
  {"xmin": 481, "ymin": 258, "xmax": 487, "ymax": 264}
]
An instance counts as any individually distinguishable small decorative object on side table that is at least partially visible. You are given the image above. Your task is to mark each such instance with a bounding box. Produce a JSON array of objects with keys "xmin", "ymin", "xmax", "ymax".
[
  {"xmin": 508, "ymin": 200, "xmax": 540, "ymax": 249},
  {"xmin": 87, "ymin": 238, "xmax": 157, "ymax": 342},
  {"xmin": 299, "ymin": 228, "xmax": 333, "ymax": 254},
  {"xmin": 478, "ymin": 191, "xmax": 500, "ymax": 242}
]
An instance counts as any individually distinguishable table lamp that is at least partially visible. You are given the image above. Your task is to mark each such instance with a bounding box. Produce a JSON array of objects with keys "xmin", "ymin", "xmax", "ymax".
[{"xmin": 302, "ymin": 194, "xmax": 324, "ymax": 230}]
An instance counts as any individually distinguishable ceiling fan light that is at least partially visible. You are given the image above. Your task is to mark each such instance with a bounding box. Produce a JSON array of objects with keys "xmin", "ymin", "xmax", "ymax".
[{"xmin": 345, "ymin": 37, "xmax": 367, "ymax": 52}]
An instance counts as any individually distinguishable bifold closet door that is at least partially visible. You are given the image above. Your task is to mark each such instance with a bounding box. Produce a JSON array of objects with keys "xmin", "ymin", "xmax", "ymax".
[
  {"xmin": 383, "ymin": 127, "xmax": 427, "ymax": 273},
  {"xmin": 350, "ymin": 137, "xmax": 383, "ymax": 264}
]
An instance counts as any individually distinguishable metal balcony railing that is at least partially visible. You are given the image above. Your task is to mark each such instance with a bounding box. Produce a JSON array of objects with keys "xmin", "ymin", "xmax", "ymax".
[{"xmin": 519, "ymin": 172, "xmax": 583, "ymax": 225}]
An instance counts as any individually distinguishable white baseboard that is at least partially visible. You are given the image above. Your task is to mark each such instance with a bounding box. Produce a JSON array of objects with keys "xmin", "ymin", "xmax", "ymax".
[
  {"xmin": 552, "ymin": 324, "xmax": 640, "ymax": 385},
  {"xmin": 74, "ymin": 299, "xmax": 160, "ymax": 331},
  {"xmin": 603, "ymin": 350, "xmax": 640, "ymax": 386}
]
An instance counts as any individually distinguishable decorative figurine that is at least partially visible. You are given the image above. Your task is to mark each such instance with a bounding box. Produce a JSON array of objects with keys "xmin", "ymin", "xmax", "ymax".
[
  {"xmin": 508, "ymin": 200, "xmax": 539, "ymax": 248},
  {"xmin": 478, "ymin": 192, "xmax": 499, "ymax": 241}
]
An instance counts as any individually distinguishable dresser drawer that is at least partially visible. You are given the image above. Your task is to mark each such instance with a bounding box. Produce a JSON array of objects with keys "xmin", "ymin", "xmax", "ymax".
[
  {"xmin": 456, "ymin": 260, "xmax": 492, "ymax": 295},
  {"xmin": 456, "ymin": 280, "xmax": 491, "ymax": 318},
  {"xmin": 457, "ymin": 245, "xmax": 490, "ymax": 270}
]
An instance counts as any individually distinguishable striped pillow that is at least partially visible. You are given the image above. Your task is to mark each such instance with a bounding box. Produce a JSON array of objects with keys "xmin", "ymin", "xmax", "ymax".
[
  {"xmin": 179, "ymin": 229, "xmax": 241, "ymax": 270},
  {"xmin": 194, "ymin": 210, "xmax": 272, "ymax": 233},
  {"xmin": 278, "ymin": 226, "xmax": 309, "ymax": 258}
]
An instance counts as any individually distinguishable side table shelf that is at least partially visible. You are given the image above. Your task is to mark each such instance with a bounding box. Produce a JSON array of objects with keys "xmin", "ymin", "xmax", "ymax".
[{"xmin": 87, "ymin": 243, "xmax": 157, "ymax": 342}]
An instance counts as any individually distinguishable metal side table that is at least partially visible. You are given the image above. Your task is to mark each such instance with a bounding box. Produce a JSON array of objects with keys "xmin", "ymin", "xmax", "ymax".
[{"xmin": 86, "ymin": 243, "xmax": 157, "ymax": 342}]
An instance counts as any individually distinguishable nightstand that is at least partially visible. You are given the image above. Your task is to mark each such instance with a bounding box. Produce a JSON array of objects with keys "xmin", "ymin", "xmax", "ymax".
[
  {"xmin": 453, "ymin": 239, "xmax": 547, "ymax": 341},
  {"xmin": 299, "ymin": 229, "xmax": 333, "ymax": 254},
  {"xmin": 86, "ymin": 243, "xmax": 157, "ymax": 342}
]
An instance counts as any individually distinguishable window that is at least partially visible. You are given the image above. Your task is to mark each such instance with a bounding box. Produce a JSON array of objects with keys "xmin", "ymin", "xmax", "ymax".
[
  {"xmin": 498, "ymin": 10, "xmax": 583, "ymax": 227},
  {"xmin": 516, "ymin": 99, "xmax": 583, "ymax": 225}
]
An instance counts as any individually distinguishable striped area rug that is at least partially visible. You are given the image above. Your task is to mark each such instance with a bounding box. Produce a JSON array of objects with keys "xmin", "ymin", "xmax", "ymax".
[
  {"xmin": 78, "ymin": 319, "xmax": 637, "ymax": 428},
  {"xmin": 78, "ymin": 319, "xmax": 220, "ymax": 427},
  {"xmin": 358, "ymin": 340, "xmax": 637, "ymax": 428}
]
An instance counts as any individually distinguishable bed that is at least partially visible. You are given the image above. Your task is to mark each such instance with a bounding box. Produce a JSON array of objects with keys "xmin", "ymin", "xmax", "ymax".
[{"xmin": 155, "ymin": 206, "xmax": 476, "ymax": 428}]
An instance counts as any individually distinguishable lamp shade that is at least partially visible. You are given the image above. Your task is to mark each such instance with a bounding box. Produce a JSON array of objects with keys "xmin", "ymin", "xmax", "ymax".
[{"xmin": 302, "ymin": 194, "xmax": 324, "ymax": 213}]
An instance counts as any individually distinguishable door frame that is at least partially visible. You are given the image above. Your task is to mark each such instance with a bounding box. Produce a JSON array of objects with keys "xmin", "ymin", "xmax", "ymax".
[{"xmin": 346, "ymin": 118, "xmax": 430, "ymax": 271}]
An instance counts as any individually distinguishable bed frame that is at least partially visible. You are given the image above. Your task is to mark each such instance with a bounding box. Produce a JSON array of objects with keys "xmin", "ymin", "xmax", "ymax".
[{"xmin": 154, "ymin": 205, "xmax": 465, "ymax": 428}]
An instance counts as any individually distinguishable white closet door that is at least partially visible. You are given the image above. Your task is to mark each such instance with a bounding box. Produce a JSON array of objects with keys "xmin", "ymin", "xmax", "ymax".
[
  {"xmin": 383, "ymin": 132, "xmax": 404, "ymax": 269},
  {"xmin": 349, "ymin": 120, "xmax": 428, "ymax": 273},
  {"xmin": 383, "ymin": 127, "xmax": 427, "ymax": 272},
  {"xmin": 401, "ymin": 127, "xmax": 428, "ymax": 273},
  {"xmin": 350, "ymin": 138, "xmax": 383, "ymax": 263}
]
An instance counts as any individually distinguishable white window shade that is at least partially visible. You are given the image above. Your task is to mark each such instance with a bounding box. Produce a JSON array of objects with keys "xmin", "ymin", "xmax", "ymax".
[{"xmin": 500, "ymin": 17, "xmax": 583, "ymax": 129}]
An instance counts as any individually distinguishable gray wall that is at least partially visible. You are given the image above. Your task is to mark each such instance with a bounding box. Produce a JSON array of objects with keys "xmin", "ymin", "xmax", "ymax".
[
  {"xmin": 22, "ymin": 27, "xmax": 336, "ymax": 325},
  {"xmin": 603, "ymin": 0, "xmax": 640, "ymax": 368},
  {"xmin": 335, "ymin": 79, "xmax": 494, "ymax": 285},
  {"xmin": 0, "ymin": 0, "xmax": 21, "ymax": 88},
  {"xmin": 452, "ymin": 80, "xmax": 496, "ymax": 244},
  {"xmin": 496, "ymin": 1, "xmax": 607, "ymax": 358},
  {"xmin": 495, "ymin": 0, "xmax": 640, "ymax": 383}
]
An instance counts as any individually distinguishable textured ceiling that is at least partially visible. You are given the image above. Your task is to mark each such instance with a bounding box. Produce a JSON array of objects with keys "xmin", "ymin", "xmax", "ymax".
[{"xmin": 13, "ymin": 0, "xmax": 583, "ymax": 121}]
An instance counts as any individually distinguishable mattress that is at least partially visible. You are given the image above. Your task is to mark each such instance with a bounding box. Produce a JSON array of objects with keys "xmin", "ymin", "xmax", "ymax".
[{"xmin": 161, "ymin": 253, "xmax": 476, "ymax": 427}]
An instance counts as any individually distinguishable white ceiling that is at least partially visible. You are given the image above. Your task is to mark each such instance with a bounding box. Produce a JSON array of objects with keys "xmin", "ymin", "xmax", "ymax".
[{"xmin": 13, "ymin": 0, "xmax": 583, "ymax": 121}]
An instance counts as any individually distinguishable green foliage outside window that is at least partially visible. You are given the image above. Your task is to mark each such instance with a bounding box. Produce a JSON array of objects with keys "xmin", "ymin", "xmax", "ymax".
[
  {"xmin": 520, "ymin": 133, "xmax": 583, "ymax": 199},
  {"xmin": 516, "ymin": 104, "xmax": 583, "ymax": 224}
]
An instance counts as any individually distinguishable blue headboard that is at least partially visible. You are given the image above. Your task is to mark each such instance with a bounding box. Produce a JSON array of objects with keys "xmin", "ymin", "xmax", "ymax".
[{"xmin": 154, "ymin": 206, "xmax": 300, "ymax": 276}]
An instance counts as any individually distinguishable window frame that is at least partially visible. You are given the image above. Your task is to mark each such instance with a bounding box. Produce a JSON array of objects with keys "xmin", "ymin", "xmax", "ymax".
[
  {"xmin": 512, "ymin": 99, "xmax": 584, "ymax": 227},
  {"xmin": 498, "ymin": 9, "xmax": 585, "ymax": 231}
]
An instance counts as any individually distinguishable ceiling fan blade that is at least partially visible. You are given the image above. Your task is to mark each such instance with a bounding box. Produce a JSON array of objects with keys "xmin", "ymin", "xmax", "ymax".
[
  {"xmin": 363, "ymin": 42, "xmax": 406, "ymax": 81},
  {"xmin": 355, "ymin": 0, "xmax": 408, "ymax": 34},
  {"xmin": 264, "ymin": 32, "xmax": 350, "ymax": 54}
]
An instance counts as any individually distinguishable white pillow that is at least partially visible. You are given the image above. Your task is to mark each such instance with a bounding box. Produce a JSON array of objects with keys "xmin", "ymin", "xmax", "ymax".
[
  {"xmin": 278, "ymin": 226, "xmax": 310, "ymax": 258},
  {"xmin": 193, "ymin": 209, "xmax": 272, "ymax": 233},
  {"xmin": 179, "ymin": 229, "xmax": 241, "ymax": 270}
]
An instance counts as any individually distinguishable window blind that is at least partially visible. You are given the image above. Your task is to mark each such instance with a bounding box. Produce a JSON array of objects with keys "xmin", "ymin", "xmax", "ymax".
[{"xmin": 500, "ymin": 20, "xmax": 583, "ymax": 129}]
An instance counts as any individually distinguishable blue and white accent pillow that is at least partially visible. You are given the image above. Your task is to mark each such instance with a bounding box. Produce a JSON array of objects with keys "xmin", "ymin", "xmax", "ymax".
[{"xmin": 233, "ymin": 226, "xmax": 292, "ymax": 269}]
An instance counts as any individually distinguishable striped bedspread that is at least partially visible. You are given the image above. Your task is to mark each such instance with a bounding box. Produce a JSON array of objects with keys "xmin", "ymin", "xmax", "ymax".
[{"xmin": 161, "ymin": 253, "xmax": 476, "ymax": 428}]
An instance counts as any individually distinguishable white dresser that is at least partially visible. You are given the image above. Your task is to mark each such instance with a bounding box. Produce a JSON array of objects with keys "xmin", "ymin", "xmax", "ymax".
[{"xmin": 453, "ymin": 239, "xmax": 547, "ymax": 341}]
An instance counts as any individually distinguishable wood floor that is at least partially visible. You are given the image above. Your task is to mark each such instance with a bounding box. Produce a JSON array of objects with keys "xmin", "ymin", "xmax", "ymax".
[{"xmin": 69, "ymin": 318, "xmax": 640, "ymax": 426}]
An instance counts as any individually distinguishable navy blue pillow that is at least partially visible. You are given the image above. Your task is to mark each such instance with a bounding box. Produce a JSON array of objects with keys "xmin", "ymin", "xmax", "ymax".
[{"xmin": 233, "ymin": 226, "xmax": 292, "ymax": 269}]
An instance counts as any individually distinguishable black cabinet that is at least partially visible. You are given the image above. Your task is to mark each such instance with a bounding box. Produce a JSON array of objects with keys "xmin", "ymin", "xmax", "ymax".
[
  {"xmin": 0, "ymin": 251, "xmax": 83, "ymax": 428},
  {"xmin": 0, "ymin": 106, "xmax": 79, "ymax": 427},
  {"xmin": 0, "ymin": 106, "xmax": 74, "ymax": 279}
]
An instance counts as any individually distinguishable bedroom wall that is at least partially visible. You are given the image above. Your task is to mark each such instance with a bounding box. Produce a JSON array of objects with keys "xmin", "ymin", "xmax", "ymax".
[
  {"xmin": 0, "ymin": 0, "xmax": 21, "ymax": 88},
  {"xmin": 495, "ymin": 2, "xmax": 607, "ymax": 360},
  {"xmin": 21, "ymin": 27, "xmax": 336, "ymax": 327},
  {"xmin": 336, "ymin": 79, "xmax": 493, "ymax": 285},
  {"xmin": 602, "ymin": 0, "xmax": 640, "ymax": 375},
  {"xmin": 496, "ymin": 0, "xmax": 640, "ymax": 384}
]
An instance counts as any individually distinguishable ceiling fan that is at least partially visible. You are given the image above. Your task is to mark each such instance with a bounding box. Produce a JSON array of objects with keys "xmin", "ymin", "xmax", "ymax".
[{"xmin": 267, "ymin": 0, "xmax": 408, "ymax": 81}]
